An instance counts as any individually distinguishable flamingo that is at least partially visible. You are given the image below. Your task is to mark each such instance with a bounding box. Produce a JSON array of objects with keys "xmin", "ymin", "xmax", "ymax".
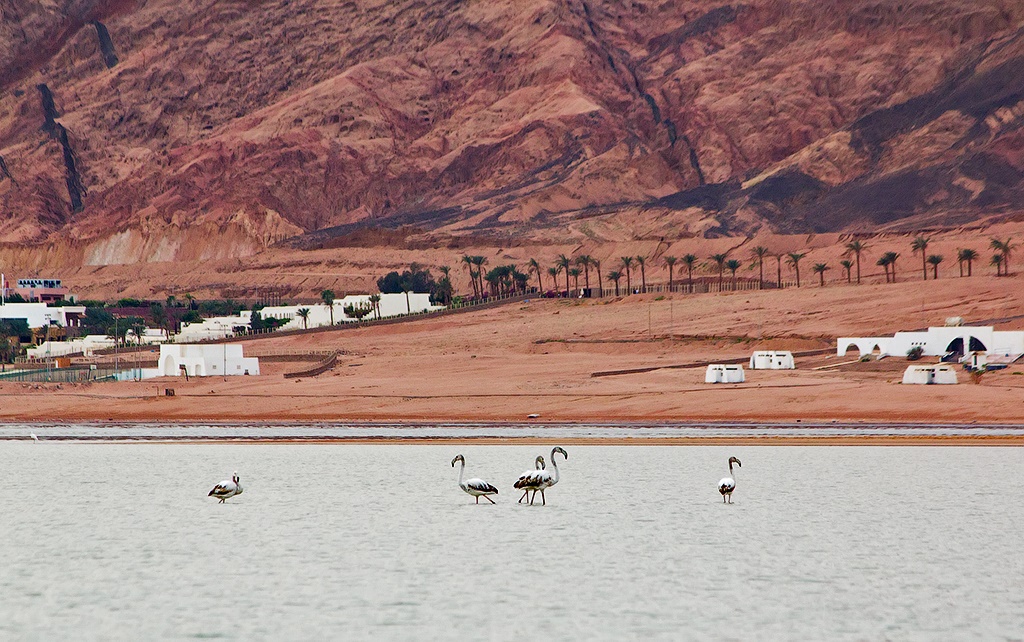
[
  {"xmin": 451, "ymin": 455, "xmax": 498, "ymax": 504},
  {"xmin": 208, "ymin": 472, "xmax": 243, "ymax": 503},
  {"xmin": 517, "ymin": 446, "xmax": 567, "ymax": 505},
  {"xmin": 718, "ymin": 457, "xmax": 741, "ymax": 503},
  {"xmin": 29, "ymin": 432, "xmax": 38, "ymax": 442},
  {"xmin": 514, "ymin": 455, "xmax": 545, "ymax": 504}
]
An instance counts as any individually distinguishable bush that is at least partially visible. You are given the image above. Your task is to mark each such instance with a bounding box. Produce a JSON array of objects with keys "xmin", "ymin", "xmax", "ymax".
[
  {"xmin": 378, "ymin": 266, "xmax": 435, "ymax": 295},
  {"xmin": 970, "ymin": 366, "xmax": 987, "ymax": 384},
  {"xmin": 343, "ymin": 303, "xmax": 373, "ymax": 320},
  {"xmin": 906, "ymin": 346, "xmax": 924, "ymax": 361}
]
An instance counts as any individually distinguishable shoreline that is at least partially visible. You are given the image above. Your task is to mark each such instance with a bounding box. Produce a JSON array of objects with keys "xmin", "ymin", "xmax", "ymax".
[
  {"xmin": 4, "ymin": 436, "xmax": 1023, "ymax": 445},
  {"xmin": 3, "ymin": 420, "xmax": 1024, "ymax": 445}
]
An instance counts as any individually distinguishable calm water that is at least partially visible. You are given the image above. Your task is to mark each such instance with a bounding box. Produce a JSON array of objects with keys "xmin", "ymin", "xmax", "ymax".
[{"xmin": 1, "ymin": 444, "xmax": 1022, "ymax": 639}]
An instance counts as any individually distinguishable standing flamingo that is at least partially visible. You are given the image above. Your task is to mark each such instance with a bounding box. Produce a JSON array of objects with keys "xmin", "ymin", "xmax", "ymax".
[
  {"xmin": 514, "ymin": 455, "xmax": 545, "ymax": 503},
  {"xmin": 208, "ymin": 472, "xmax": 243, "ymax": 503},
  {"xmin": 718, "ymin": 457, "xmax": 741, "ymax": 503},
  {"xmin": 451, "ymin": 455, "xmax": 499, "ymax": 504},
  {"xmin": 516, "ymin": 447, "xmax": 567, "ymax": 505}
]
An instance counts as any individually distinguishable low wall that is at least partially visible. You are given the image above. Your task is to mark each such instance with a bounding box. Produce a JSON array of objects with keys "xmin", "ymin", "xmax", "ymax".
[{"xmin": 284, "ymin": 352, "xmax": 338, "ymax": 379}]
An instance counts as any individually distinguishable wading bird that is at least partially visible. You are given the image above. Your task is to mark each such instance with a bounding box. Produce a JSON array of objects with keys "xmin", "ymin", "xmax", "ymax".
[
  {"xmin": 451, "ymin": 455, "xmax": 498, "ymax": 504},
  {"xmin": 29, "ymin": 432, "xmax": 38, "ymax": 442},
  {"xmin": 515, "ymin": 447, "xmax": 567, "ymax": 505},
  {"xmin": 209, "ymin": 472, "xmax": 243, "ymax": 503},
  {"xmin": 718, "ymin": 457, "xmax": 741, "ymax": 503},
  {"xmin": 515, "ymin": 455, "xmax": 545, "ymax": 504}
]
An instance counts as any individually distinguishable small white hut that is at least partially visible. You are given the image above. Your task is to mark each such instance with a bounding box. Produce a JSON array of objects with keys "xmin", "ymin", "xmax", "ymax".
[
  {"xmin": 705, "ymin": 364, "xmax": 745, "ymax": 383},
  {"xmin": 902, "ymin": 365, "xmax": 958, "ymax": 385},
  {"xmin": 749, "ymin": 350, "xmax": 795, "ymax": 370}
]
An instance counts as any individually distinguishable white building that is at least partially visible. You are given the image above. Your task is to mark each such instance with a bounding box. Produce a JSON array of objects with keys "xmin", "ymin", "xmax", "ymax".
[
  {"xmin": 838, "ymin": 326, "xmax": 1024, "ymax": 361},
  {"xmin": 175, "ymin": 314, "xmax": 252, "ymax": 343},
  {"xmin": 158, "ymin": 344, "xmax": 260, "ymax": 377},
  {"xmin": 749, "ymin": 351, "xmax": 795, "ymax": 369},
  {"xmin": 0, "ymin": 302, "xmax": 86, "ymax": 329},
  {"xmin": 902, "ymin": 365, "xmax": 958, "ymax": 385},
  {"xmin": 27, "ymin": 335, "xmax": 116, "ymax": 359},
  {"xmin": 705, "ymin": 364, "xmax": 745, "ymax": 383}
]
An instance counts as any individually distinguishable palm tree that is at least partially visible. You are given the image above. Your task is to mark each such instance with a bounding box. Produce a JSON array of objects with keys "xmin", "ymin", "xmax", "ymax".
[
  {"xmin": 636, "ymin": 255, "xmax": 648, "ymax": 293},
  {"xmin": 812, "ymin": 262, "xmax": 830, "ymax": 286},
  {"xmin": 840, "ymin": 259, "xmax": 853, "ymax": 283},
  {"xmin": 725, "ymin": 259, "xmax": 742, "ymax": 289},
  {"xmin": 990, "ymin": 238, "xmax": 1015, "ymax": 275},
  {"xmin": 881, "ymin": 251, "xmax": 900, "ymax": 282},
  {"xmin": 593, "ymin": 258, "xmax": 603, "ymax": 297},
  {"xmin": 472, "ymin": 256, "xmax": 488, "ymax": 296},
  {"xmin": 750, "ymin": 246, "xmax": 769, "ymax": 288},
  {"xmin": 547, "ymin": 267, "xmax": 561, "ymax": 294},
  {"xmin": 886, "ymin": 251, "xmax": 900, "ymax": 282},
  {"xmin": 368, "ymin": 293, "xmax": 381, "ymax": 319},
  {"xmin": 774, "ymin": 253, "xmax": 784, "ymax": 288},
  {"xmin": 927, "ymin": 254, "xmax": 943, "ymax": 279},
  {"xmin": 958, "ymin": 248, "xmax": 978, "ymax": 277},
  {"xmin": 845, "ymin": 240, "xmax": 867, "ymax": 284},
  {"xmin": 320, "ymin": 289, "xmax": 336, "ymax": 325},
  {"xmin": 528, "ymin": 258, "xmax": 543, "ymax": 293},
  {"xmin": 607, "ymin": 270, "xmax": 622, "ymax": 296},
  {"xmin": 786, "ymin": 252, "xmax": 807, "ymax": 287},
  {"xmin": 877, "ymin": 255, "xmax": 892, "ymax": 283},
  {"xmin": 556, "ymin": 254, "xmax": 572, "ymax": 296},
  {"xmin": 682, "ymin": 254, "xmax": 697, "ymax": 290},
  {"xmin": 296, "ymin": 307, "xmax": 311, "ymax": 329},
  {"xmin": 569, "ymin": 268, "xmax": 581, "ymax": 294},
  {"xmin": 512, "ymin": 269, "xmax": 529, "ymax": 294},
  {"xmin": 992, "ymin": 253, "xmax": 1004, "ymax": 277},
  {"xmin": 620, "ymin": 256, "xmax": 634, "ymax": 294},
  {"xmin": 911, "ymin": 236, "xmax": 930, "ymax": 280},
  {"xmin": 710, "ymin": 253, "xmax": 728, "ymax": 289},
  {"xmin": 575, "ymin": 255, "xmax": 592, "ymax": 294},
  {"xmin": 664, "ymin": 256, "xmax": 678, "ymax": 291},
  {"xmin": 462, "ymin": 255, "xmax": 479, "ymax": 299}
]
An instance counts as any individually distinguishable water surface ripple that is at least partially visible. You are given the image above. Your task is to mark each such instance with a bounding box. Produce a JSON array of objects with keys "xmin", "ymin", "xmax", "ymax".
[{"xmin": 1, "ymin": 444, "xmax": 1022, "ymax": 639}]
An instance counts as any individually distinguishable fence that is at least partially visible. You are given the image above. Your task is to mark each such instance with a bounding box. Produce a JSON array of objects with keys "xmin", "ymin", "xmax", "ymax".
[{"xmin": 0, "ymin": 365, "xmax": 139, "ymax": 383}]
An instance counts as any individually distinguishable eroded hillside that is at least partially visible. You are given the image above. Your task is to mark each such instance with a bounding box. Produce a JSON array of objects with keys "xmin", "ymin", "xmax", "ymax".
[{"xmin": 2, "ymin": 0, "xmax": 1024, "ymax": 267}]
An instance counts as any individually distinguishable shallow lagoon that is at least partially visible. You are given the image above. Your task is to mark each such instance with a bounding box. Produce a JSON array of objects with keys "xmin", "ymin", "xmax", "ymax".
[{"xmin": 2, "ymin": 444, "xmax": 1022, "ymax": 639}]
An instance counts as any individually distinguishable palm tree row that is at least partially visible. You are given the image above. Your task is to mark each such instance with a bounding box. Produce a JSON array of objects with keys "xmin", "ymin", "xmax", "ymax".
[{"xmin": 506, "ymin": 235, "xmax": 1015, "ymax": 300}]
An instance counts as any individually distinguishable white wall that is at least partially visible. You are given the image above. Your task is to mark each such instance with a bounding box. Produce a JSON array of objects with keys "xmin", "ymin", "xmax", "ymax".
[
  {"xmin": 260, "ymin": 293, "xmax": 443, "ymax": 331},
  {"xmin": 838, "ymin": 327, "xmax": 1024, "ymax": 359}
]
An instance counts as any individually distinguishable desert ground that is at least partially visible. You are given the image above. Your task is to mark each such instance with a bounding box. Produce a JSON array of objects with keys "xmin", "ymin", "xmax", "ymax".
[{"xmin": 4, "ymin": 258, "xmax": 1024, "ymax": 430}]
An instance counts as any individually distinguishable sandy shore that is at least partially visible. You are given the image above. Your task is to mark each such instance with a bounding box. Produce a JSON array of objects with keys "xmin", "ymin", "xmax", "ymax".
[{"xmin": 4, "ymin": 271, "xmax": 1024, "ymax": 431}]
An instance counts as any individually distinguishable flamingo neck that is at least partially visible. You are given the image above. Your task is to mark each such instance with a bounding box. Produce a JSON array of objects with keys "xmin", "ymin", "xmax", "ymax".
[
  {"xmin": 550, "ymin": 449, "xmax": 561, "ymax": 484},
  {"xmin": 457, "ymin": 460, "xmax": 465, "ymax": 486}
]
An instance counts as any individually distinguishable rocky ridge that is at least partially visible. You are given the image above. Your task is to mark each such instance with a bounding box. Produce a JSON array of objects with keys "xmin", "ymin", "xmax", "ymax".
[{"xmin": 2, "ymin": 0, "xmax": 1024, "ymax": 268}]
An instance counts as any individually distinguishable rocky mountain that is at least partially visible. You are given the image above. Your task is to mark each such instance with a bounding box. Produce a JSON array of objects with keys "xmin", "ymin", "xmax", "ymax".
[{"xmin": 2, "ymin": 0, "xmax": 1024, "ymax": 266}]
